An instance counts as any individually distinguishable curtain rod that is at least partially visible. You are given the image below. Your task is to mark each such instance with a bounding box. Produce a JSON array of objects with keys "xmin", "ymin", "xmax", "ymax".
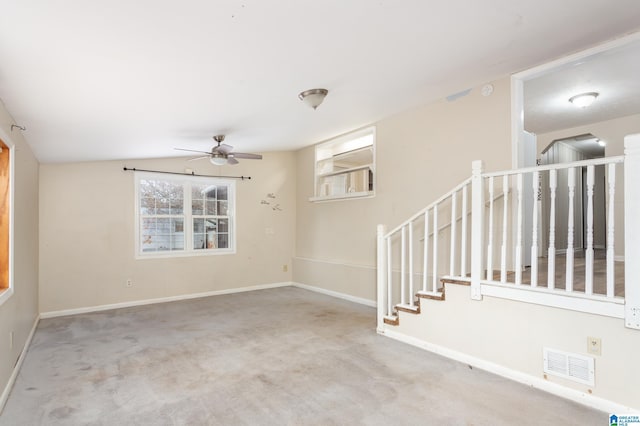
[{"xmin": 123, "ymin": 167, "xmax": 251, "ymax": 180}]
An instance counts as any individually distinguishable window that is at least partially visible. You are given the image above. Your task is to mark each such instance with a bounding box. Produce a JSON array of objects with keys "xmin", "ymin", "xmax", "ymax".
[
  {"xmin": 135, "ymin": 173, "xmax": 235, "ymax": 257},
  {"xmin": 311, "ymin": 126, "xmax": 375, "ymax": 201},
  {"xmin": 0, "ymin": 138, "xmax": 12, "ymax": 306}
]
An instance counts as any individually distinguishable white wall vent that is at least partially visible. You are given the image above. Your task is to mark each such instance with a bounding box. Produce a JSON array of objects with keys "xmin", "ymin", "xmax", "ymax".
[{"xmin": 543, "ymin": 347, "xmax": 594, "ymax": 386}]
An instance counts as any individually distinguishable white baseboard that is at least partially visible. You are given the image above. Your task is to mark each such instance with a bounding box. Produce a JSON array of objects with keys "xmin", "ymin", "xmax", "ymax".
[
  {"xmin": 40, "ymin": 282, "xmax": 292, "ymax": 319},
  {"xmin": 381, "ymin": 328, "xmax": 637, "ymax": 414},
  {"xmin": 292, "ymin": 282, "xmax": 376, "ymax": 308},
  {"xmin": 0, "ymin": 314, "xmax": 40, "ymax": 414}
]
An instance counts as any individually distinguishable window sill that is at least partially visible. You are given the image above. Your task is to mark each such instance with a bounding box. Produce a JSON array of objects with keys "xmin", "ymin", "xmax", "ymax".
[
  {"xmin": 309, "ymin": 191, "xmax": 375, "ymax": 203},
  {"xmin": 0, "ymin": 287, "xmax": 14, "ymax": 307},
  {"xmin": 136, "ymin": 248, "xmax": 236, "ymax": 260}
]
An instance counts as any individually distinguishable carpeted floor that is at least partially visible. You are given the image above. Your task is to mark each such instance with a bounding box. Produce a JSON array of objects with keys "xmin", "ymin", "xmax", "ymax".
[{"xmin": 0, "ymin": 287, "xmax": 604, "ymax": 425}]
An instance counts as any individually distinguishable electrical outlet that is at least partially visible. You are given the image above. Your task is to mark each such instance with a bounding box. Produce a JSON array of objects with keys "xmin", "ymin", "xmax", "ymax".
[
  {"xmin": 9, "ymin": 331, "xmax": 13, "ymax": 350},
  {"xmin": 282, "ymin": 264, "xmax": 288, "ymax": 272},
  {"xmin": 126, "ymin": 279, "xmax": 133, "ymax": 288},
  {"xmin": 587, "ymin": 337, "xmax": 601, "ymax": 356}
]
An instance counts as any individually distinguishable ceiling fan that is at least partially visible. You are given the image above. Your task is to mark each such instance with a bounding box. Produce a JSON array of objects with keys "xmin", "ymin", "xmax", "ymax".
[{"xmin": 175, "ymin": 135, "xmax": 263, "ymax": 165}]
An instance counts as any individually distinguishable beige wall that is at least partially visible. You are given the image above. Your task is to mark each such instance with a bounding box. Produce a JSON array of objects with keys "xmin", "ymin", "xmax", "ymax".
[
  {"xmin": 294, "ymin": 78, "xmax": 512, "ymax": 301},
  {"xmin": 39, "ymin": 153, "xmax": 296, "ymax": 313},
  {"xmin": 0, "ymin": 102, "xmax": 39, "ymax": 400},
  {"xmin": 392, "ymin": 284, "xmax": 640, "ymax": 410}
]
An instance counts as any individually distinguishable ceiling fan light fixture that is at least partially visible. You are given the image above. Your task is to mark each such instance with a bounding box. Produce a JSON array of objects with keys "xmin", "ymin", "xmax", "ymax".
[
  {"xmin": 569, "ymin": 92, "xmax": 599, "ymax": 108},
  {"xmin": 298, "ymin": 88, "xmax": 328, "ymax": 110},
  {"xmin": 209, "ymin": 155, "xmax": 227, "ymax": 166}
]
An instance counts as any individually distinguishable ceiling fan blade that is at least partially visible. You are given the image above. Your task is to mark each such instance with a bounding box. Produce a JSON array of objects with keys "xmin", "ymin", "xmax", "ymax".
[
  {"xmin": 214, "ymin": 143, "xmax": 234, "ymax": 154},
  {"xmin": 230, "ymin": 152, "xmax": 262, "ymax": 160},
  {"xmin": 175, "ymin": 147, "xmax": 212, "ymax": 155},
  {"xmin": 187, "ymin": 155, "xmax": 209, "ymax": 162},
  {"xmin": 226, "ymin": 157, "xmax": 239, "ymax": 165}
]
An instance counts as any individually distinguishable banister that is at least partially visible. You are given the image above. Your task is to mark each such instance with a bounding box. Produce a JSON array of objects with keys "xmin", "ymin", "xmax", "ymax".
[
  {"xmin": 482, "ymin": 155, "xmax": 624, "ymax": 178},
  {"xmin": 384, "ymin": 177, "xmax": 472, "ymax": 238}
]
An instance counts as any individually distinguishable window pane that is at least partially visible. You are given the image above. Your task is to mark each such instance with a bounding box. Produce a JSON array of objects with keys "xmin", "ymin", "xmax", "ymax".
[
  {"xmin": 193, "ymin": 234, "xmax": 205, "ymax": 250},
  {"xmin": 192, "ymin": 199, "xmax": 204, "ymax": 215},
  {"xmin": 217, "ymin": 186, "xmax": 228, "ymax": 200},
  {"xmin": 217, "ymin": 200, "xmax": 228, "ymax": 216},
  {"xmin": 156, "ymin": 198, "xmax": 170, "ymax": 215},
  {"xmin": 170, "ymin": 197, "xmax": 183, "ymax": 215},
  {"xmin": 218, "ymin": 219, "xmax": 228, "ymax": 233},
  {"xmin": 218, "ymin": 233, "xmax": 228, "ymax": 248},
  {"xmin": 206, "ymin": 200, "xmax": 216, "ymax": 215},
  {"xmin": 140, "ymin": 197, "xmax": 156, "ymax": 215},
  {"xmin": 193, "ymin": 218, "xmax": 204, "ymax": 233},
  {"xmin": 141, "ymin": 218, "xmax": 157, "ymax": 251}
]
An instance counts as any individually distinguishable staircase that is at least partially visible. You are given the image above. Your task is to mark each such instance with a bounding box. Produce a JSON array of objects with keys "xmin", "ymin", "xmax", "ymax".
[{"xmin": 377, "ymin": 134, "xmax": 640, "ymax": 333}]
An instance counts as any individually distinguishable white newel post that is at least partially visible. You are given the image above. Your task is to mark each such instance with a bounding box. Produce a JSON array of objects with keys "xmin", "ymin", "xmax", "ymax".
[
  {"xmin": 376, "ymin": 224, "xmax": 387, "ymax": 333},
  {"xmin": 471, "ymin": 160, "xmax": 485, "ymax": 300},
  {"xmin": 625, "ymin": 134, "xmax": 640, "ymax": 329}
]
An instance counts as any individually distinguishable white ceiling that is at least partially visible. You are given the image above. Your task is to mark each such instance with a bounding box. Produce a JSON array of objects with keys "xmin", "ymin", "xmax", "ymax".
[
  {"xmin": 1, "ymin": 1, "xmax": 640, "ymax": 163},
  {"xmin": 524, "ymin": 36, "xmax": 640, "ymax": 134}
]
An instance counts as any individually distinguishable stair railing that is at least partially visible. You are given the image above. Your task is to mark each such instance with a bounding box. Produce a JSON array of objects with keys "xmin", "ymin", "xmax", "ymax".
[{"xmin": 377, "ymin": 133, "xmax": 640, "ymax": 332}]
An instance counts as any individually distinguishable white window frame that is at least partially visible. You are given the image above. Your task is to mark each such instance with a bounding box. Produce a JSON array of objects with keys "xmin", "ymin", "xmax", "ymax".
[
  {"xmin": 134, "ymin": 172, "xmax": 236, "ymax": 259},
  {"xmin": 310, "ymin": 126, "xmax": 376, "ymax": 202},
  {"xmin": 0, "ymin": 128, "xmax": 15, "ymax": 307}
]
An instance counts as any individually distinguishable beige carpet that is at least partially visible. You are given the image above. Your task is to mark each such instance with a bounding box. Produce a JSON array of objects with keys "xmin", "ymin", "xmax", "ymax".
[{"xmin": 0, "ymin": 287, "xmax": 604, "ymax": 425}]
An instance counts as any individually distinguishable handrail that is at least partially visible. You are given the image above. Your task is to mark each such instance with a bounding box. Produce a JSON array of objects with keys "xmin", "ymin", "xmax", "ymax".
[
  {"xmin": 384, "ymin": 177, "xmax": 472, "ymax": 238},
  {"xmin": 482, "ymin": 155, "xmax": 624, "ymax": 178},
  {"xmin": 419, "ymin": 189, "xmax": 510, "ymax": 240}
]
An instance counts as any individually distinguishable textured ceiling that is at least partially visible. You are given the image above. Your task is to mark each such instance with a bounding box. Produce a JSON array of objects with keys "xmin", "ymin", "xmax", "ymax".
[
  {"xmin": 524, "ymin": 37, "xmax": 640, "ymax": 135},
  {"xmin": 1, "ymin": 1, "xmax": 640, "ymax": 162}
]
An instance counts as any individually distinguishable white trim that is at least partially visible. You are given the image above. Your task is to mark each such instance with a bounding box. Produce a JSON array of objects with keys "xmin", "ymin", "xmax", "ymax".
[
  {"xmin": 40, "ymin": 282, "xmax": 292, "ymax": 319},
  {"xmin": 292, "ymin": 282, "xmax": 376, "ymax": 308},
  {"xmin": 293, "ymin": 256, "xmax": 376, "ymax": 270},
  {"xmin": 480, "ymin": 282, "xmax": 624, "ymax": 319},
  {"xmin": 309, "ymin": 192, "xmax": 375, "ymax": 203},
  {"xmin": 381, "ymin": 328, "xmax": 637, "ymax": 413},
  {"xmin": 0, "ymin": 125, "xmax": 16, "ymax": 308},
  {"xmin": 0, "ymin": 314, "xmax": 39, "ymax": 414},
  {"xmin": 0, "ymin": 287, "xmax": 13, "ymax": 307}
]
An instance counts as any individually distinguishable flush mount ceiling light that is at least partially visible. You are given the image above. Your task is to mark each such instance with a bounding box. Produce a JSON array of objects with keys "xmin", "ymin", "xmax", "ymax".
[
  {"xmin": 569, "ymin": 92, "xmax": 599, "ymax": 108},
  {"xmin": 298, "ymin": 88, "xmax": 328, "ymax": 110}
]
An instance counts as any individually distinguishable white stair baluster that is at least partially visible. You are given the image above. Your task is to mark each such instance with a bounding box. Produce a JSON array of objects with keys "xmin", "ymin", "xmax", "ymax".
[
  {"xmin": 409, "ymin": 221, "xmax": 414, "ymax": 306},
  {"xmin": 585, "ymin": 165, "xmax": 595, "ymax": 295},
  {"xmin": 566, "ymin": 167, "xmax": 575, "ymax": 292},
  {"xmin": 606, "ymin": 163, "xmax": 616, "ymax": 298},
  {"xmin": 501, "ymin": 175, "xmax": 509, "ymax": 283},
  {"xmin": 548, "ymin": 169, "xmax": 557, "ymax": 290},
  {"xmin": 387, "ymin": 236, "xmax": 392, "ymax": 317},
  {"xmin": 401, "ymin": 226, "xmax": 406, "ymax": 305},
  {"xmin": 423, "ymin": 210, "xmax": 429, "ymax": 293},
  {"xmin": 515, "ymin": 173, "xmax": 523, "ymax": 285},
  {"xmin": 450, "ymin": 191, "xmax": 457, "ymax": 277},
  {"xmin": 461, "ymin": 185, "xmax": 468, "ymax": 278},
  {"xmin": 432, "ymin": 204, "xmax": 439, "ymax": 293},
  {"xmin": 486, "ymin": 176, "xmax": 494, "ymax": 281},
  {"xmin": 531, "ymin": 171, "xmax": 539, "ymax": 287}
]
